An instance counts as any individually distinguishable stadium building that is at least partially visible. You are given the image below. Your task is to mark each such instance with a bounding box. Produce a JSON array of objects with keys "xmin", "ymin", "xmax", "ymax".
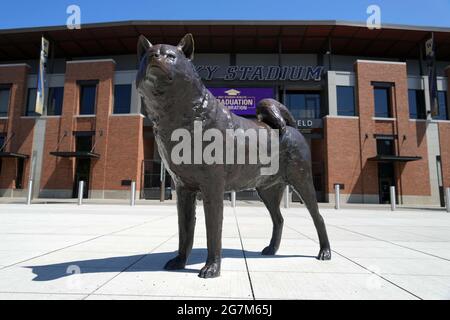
[{"xmin": 0, "ymin": 20, "xmax": 449, "ymax": 205}]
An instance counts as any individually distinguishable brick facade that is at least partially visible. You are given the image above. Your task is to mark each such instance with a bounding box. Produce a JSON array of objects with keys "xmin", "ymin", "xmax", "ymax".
[
  {"xmin": 0, "ymin": 58, "xmax": 448, "ymax": 203},
  {"xmin": 0, "ymin": 64, "xmax": 34, "ymax": 195},
  {"xmin": 0, "ymin": 60, "xmax": 145, "ymax": 199},
  {"xmin": 325, "ymin": 61, "xmax": 433, "ymax": 204}
]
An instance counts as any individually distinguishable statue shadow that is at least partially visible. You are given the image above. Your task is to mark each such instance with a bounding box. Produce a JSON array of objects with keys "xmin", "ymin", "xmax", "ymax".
[{"xmin": 25, "ymin": 248, "xmax": 315, "ymax": 281}]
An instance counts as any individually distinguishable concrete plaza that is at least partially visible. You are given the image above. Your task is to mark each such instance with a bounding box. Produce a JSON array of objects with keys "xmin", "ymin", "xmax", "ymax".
[{"xmin": 0, "ymin": 202, "xmax": 449, "ymax": 300}]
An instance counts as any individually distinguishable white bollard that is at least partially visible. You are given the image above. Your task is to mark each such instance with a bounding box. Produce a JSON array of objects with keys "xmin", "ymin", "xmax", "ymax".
[
  {"xmin": 446, "ymin": 187, "xmax": 450, "ymax": 213},
  {"xmin": 77, "ymin": 181, "xmax": 84, "ymax": 206},
  {"xmin": 334, "ymin": 184, "xmax": 340, "ymax": 210},
  {"xmin": 284, "ymin": 185, "xmax": 290, "ymax": 209},
  {"xmin": 390, "ymin": 186, "xmax": 396, "ymax": 211},
  {"xmin": 231, "ymin": 191, "xmax": 236, "ymax": 208},
  {"xmin": 130, "ymin": 181, "xmax": 136, "ymax": 206},
  {"xmin": 26, "ymin": 179, "xmax": 33, "ymax": 205}
]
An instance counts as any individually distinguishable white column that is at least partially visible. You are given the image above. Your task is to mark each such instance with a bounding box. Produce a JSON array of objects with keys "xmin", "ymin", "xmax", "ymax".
[
  {"xmin": 231, "ymin": 191, "xmax": 236, "ymax": 208},
  {"xmin": 26, "ymin": 179, "xmax": 33, "ymax": 205},
  {"xmin": 390, "ymin": 186, "xmax": 396, "ymax": 211},
  {"xmin": 130, "ymin": 181, "xmax": 136, "ymax": 206},
  {"xmin": 334, "ymin": 184, "xmax": 340, "ymax": 210},
  {"xmin": 283, "ymin": 185, "xmax": 290, "ymax": 209},
  {"xmin": 78, "ymin": 181, "xmax": 84, "ymax": 205}
]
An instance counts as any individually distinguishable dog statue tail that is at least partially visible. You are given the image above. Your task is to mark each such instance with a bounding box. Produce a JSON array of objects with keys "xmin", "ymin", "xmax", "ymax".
[{"xmin": 256, "ymin": 98, "xmax": 296, "ymax": 134}]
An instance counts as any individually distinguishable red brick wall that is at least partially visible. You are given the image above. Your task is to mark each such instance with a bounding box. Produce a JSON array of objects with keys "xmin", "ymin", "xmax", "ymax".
[
  {"xmin": 441, "ymin": 68, "xmax": 450, "ymax": 189},
  {"xmin": 324, "ymin": 117, "xmax": 362, "ymax": 196},
  {"xmin": 0, "ymin": 64, "xmax": 33, "ymax": 190},
  {"xmin": 356, "ymin": 61, "xmax": 430, "ymax": 199},
  {"xmin": 40, "ymin": 60, "xmax": 144, "ymax": 196},
  {"xmin": 104, "ymin": 116, "xmax": 143, "ymax": 191},
  {"xmin": 439, "ymin": 123, "xmax": 450, "ymax": 188},
  {"xmin": 40, "ymin": 117, "xmax": 74, "ymax": 190},
  {"xmin": 324, "ymin": 61, "xmax": 431, "ymax": 202}
]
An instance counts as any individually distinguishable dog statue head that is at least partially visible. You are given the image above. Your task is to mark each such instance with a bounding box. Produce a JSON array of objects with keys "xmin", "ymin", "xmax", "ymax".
[{"xmin": 136, "ymin": 34, "xmax": 204, "ymax": 118}]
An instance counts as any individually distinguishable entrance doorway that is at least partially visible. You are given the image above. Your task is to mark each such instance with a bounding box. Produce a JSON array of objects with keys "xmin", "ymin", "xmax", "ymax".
[
  {"xmin": 376, "ymin": 137, "xmax": 397, "ymax": 204},
  {"xmin": 378, "ymin": 162, "xmax": 395, "ymax": 204},
  {"xmin": 72, "ymin": 135, "xmax": 92, "ymax": 198}
]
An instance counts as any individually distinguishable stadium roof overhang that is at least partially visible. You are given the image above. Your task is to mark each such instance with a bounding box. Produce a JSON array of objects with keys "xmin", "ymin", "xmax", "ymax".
[{"xmin": 0, "ymin": 20, "xmax": 450, "ymax": 60}]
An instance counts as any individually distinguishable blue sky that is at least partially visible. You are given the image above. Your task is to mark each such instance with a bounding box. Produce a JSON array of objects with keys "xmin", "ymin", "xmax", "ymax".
[{"xmin": 0, "ymin": 0, "xmax": 449, "ymax": 30}]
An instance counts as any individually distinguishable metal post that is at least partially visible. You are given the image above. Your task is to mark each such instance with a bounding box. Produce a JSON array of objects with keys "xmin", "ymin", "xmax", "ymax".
[
  {"xmin": 390, "ymin": 186, "xmax": 396, "ymax": 211},
  {"xmin": 231, "ymin": 191, "xmax": 236, "ymax": 208},
  {"xmin": 77, "ymin": 181, "xmax": 84, "ymax": 206},
  {"xmin": 446, "ymin": 187, "xmax": 450, "ymax": 213},
  {"xmin": 130, "ymin": 181, "xmax": 136, "ymax": 206},
  {"xmin": 26, "ymin": 179, "xmax": 33, "ymax": 205},
  {"xmin": 283, "ymin": 185, "xmax": 290, "ymax": 209},
  {"xmin": 160, "ymin": 162, "xmax": 165, "ymax": 202},
  {"xmin": 334, "ymin": 184, "xmax": 340, "ymax": 210}
]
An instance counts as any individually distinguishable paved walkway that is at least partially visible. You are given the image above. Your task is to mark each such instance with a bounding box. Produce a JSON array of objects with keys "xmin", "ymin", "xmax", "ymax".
[{"xmin": 0, "ymin": 203, "xmax": 449, "ymax": 299}]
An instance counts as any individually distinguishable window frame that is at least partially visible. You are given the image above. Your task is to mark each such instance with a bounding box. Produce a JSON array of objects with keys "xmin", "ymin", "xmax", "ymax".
[
  {"xmin": 78, "ymin": 81, "xmax": 98, "ymax": 115},
  {"xmin": 284, "ymin": 90, "xmax": 322, "ymax": 119},
  {"xmin": 0, "ymin": 85, "xmax": 12, "ymax": 117},
  {"xmin": 373, "ymin": 84, "xmax": 393, "ymax": 118},
  {"xmin": 336, "ymin": 85, "xmax": 356, "ymax": 116},
  {"xmin": 408, "ymin": 89, "xmax": 426, "ymax": 120},
  {"xmin": 47, "ymin": 87, "xmax": 64, "ymax": 116},
  {"xmin": 376, "ymin": 137, "xmax": 395, "ymax": 156},
  {"xmin": 113, "ymin": 84, "xmax": 132, "ymax": 114},
  {"xmin": 434, "ymin": 91, "xmax": 449, "ymax": 121},
  {"xmin": 24, "ymin": 87, "xmax": 37, "ymax": 116}
]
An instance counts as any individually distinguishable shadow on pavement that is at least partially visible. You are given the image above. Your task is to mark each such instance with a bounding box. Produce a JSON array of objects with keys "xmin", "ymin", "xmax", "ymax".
[{"xmin": 25, "ymin": 248, "xmax": 315, "ymax": 281}]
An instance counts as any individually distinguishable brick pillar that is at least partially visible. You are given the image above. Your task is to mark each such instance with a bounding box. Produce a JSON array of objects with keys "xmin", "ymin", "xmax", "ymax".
[
  {"xmin": 354, "ymin": 60, "xmax": 430, "ymax": 204},
  {"xmin": 439, "ymin": 67, "xmax": 450, "ymax": 189},
  {"xmin": 0, "ymin": 64, "xmax": 34, "ymax": 195},
  {"xmin": 60, "ymin": 59, "xmax": 116, "ymax": 198}
]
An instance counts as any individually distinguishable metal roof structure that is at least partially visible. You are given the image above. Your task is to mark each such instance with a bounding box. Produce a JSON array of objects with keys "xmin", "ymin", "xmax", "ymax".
[{"xmin": 0, "ymin": 20, "xmax": 449, "ymax": 60}]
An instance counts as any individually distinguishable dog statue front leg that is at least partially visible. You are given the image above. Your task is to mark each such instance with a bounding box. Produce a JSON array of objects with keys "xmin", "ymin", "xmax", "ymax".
[
  {"xmin": 198, "ymin": 184, "xmax": 224, "ymax": 278},
  {"xmin": 164, "ymin": 186, "xmax": 197, "ymax": 270}
]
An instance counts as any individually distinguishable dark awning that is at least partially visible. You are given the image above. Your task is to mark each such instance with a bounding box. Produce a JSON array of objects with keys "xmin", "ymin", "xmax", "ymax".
[
  {"xmin": 50, "ymin": 151, "xmax": 100, "ymax": 159},
  {"xmin": 368, "ymin": 155, "xmax": 422, "ymax": 162},
  {"xmin": 0, "ymin": 151, "xmax": 29, "ymax": 159}
]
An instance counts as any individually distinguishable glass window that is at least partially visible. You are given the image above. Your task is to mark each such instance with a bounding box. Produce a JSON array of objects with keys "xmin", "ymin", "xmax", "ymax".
[
  {"xmin": 25, "ymin": 88, "xmax": 37, "ymax": 116},
  {"xmin": 76, "ymin": 135, "xmax": 93, "ymax": 152},
  {"xmin": 0, "ymin": 135, "xmax": 3, "ymax": 174},
  {"xmin": 47, "ymin": 87, "xmax": 64, "ymax": 116},
  {"xmin": 79, "ymin": 84, "xmax": 97, "ymax": 115},
  {"xmin": 113, "ymin": 84, "xmax": 132, "ymax": 114},
  {"xmin": 285, "ymin": 91, "xmax": 321, "ymax": 119},
  {"xmin": 336, "ymin": 86, "xmax": 356, "ymax": 116},
  {"xmin": 0, "ymin": 87, "xmax": 11, "ymax": 117},
  {"xmin": 0, "ymin": 135, "xmax": 5, "ymax": 150},
  {"xmin": 433, "ymin": 91, "xmax": 448, "ymax": 120},
  {"xmin": 376, "ymin": 138, "xmax": 395, "ymax": 156},
  {"xmin": 374, "ymin": 87, "xmax": 392, "ymax": 118},
  {"xmin": 408, "ymin": 89, "xmax": 426, "ymax": 119}
]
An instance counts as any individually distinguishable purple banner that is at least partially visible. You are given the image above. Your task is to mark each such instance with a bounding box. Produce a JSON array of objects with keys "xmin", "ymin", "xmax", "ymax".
[{"xmin": 208, "ymin": 87, "xmax": 274, "ymax": 115}]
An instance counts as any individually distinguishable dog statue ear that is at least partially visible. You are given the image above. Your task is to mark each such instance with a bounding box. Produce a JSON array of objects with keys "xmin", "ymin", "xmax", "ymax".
[
  {"xmin": 177, "ymin": 33, "xmax": 194, "ymax": 60},
  {"xmin": 137, "ymin": 35, "xmax": 152, "ymax": 63}
]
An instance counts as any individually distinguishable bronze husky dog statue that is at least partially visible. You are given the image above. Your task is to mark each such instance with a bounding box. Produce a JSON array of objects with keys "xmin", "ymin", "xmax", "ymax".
[{"xmin": 136, "ymin": 34, "xmax": 331, "ymax": 278}]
